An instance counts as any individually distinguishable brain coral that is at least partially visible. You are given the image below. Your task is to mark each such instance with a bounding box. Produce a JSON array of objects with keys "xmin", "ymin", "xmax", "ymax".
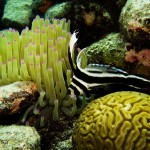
[{"xmin": 72, "ymin": 91, "xmax": 150, "ymax": 150}]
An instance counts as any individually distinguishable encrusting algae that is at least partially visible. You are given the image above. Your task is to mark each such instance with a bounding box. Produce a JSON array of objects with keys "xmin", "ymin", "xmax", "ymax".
[
  {"xmin": 72, "ymin": 91, "xmax": 150, "ymax": 150},
  {"xmin": 0, "ymin": 16, "xmax": 74, "ymax": 123}
]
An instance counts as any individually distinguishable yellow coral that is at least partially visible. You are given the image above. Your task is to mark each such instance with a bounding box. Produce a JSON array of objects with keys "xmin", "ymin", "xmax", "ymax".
[{"xmin": 72, "ymin": 91, "xmax": 150, "ymax": 150}]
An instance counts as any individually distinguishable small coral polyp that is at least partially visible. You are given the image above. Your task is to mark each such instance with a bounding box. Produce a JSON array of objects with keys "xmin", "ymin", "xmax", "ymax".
[
  {"xmin": 72, "ymin": 91, "xmax": 150, "ymax": 150},
  {"xmin": 0, "ymin": 16, "xmax": 72, "ymax": 121}
]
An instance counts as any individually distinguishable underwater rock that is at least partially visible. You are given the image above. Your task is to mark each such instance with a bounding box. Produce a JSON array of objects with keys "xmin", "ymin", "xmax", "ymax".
[
  {"xmin": 2, "ymin": 0, "xmax": 36, "ymax": 31},
  {"xmin": 32, "ymin": 0, "xmax": 55, "ymax": 15},
  {"xmin": 98, "ymin": 0, "xmax": 127, "ymax": 27},
  {"xmin": 45, "ymin": 2, "xmax": 72, "ymax": 21},
  {"xmin": 0, "ymin": 125, "xmax": 40, "ymax": 149},
  {"xmin": 51, "ymin": 138, "xmax": 72, "ymax": 150},
  {"xmin": 85, "ymin": 33, "xmax": 127, "ymax": 68},
  {"xmin": 39, "ymin": 114, "xmax": 77, "ymax": 150},
  {"xmin": 45, "ymin": 1, "xmax": 115, "ymax": 48},
  {"xmin": 71, "ymin": 1, "xmax": 115, "ymax": 48},
  {"xmin": 85, "ymin": 32, "xmax": 150, "ymax": 78},
  {"xmin": 72, "ymin": 91, "xmax": 150, "ymax": 150},
  {"xmin": 119, "ymin": 0, "xmax": 150, "ymax": 46},
  {"xmin": 0, "ymin": 81, "xmax": 39, "ymax": 124}
]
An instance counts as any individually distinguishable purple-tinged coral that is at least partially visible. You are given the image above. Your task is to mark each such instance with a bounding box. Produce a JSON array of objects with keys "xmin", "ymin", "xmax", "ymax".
[
  {"xmin": 125, "ymin": 49, "xmax": 150, "ymax": 67},
  {"xmin": 125, "ymin": 49, "xmax": 138, "ymax": 63},
  {"xmin": 138, "ymin": 49, "xmax": 150, "ymax": 67}
]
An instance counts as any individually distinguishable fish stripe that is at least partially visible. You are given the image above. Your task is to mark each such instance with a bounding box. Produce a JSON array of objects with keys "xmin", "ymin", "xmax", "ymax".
[
  {"xmin": 72, "ymin": 76, "xmax": 90, "ymax": 95},
  {"xmin": 69, "ymin": 84, "xmax": 80, "ymax": 96},
  {"xmin": 76, "ymin": 68, "xmax": 150, "ymax": 86}
]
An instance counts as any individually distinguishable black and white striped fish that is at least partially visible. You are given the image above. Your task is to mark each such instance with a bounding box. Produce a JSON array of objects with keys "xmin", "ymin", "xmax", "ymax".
[{"xmin": 68, "ymin": 31, "xmax": 150, "ymax": 98}]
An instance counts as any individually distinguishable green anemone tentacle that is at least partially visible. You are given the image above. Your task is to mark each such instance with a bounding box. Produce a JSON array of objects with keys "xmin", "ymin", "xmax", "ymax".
[{"xmin": 0, "ymin": 16, "xmax": 75, "ymax": 124}]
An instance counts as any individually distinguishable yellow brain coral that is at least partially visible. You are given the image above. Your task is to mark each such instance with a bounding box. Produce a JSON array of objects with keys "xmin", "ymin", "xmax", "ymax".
[{"xmin": 72, "ymin": 91, "xmax": 150, "ymax": 150}]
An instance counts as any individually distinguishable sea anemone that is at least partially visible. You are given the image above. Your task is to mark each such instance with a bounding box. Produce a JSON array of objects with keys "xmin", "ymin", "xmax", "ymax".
[{"xmin": 0, "ymin": 16, "xmax": 73, "ymax": 123}]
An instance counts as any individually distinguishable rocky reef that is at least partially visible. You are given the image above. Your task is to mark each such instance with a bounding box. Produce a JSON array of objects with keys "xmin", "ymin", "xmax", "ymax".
[
  {"xmin": 119, "ymin": 0, "xmax": 150, "ymax": 45},
  {"xmin": 0, "ymin": 0, "xmax": 150, "ymax": 149}
]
